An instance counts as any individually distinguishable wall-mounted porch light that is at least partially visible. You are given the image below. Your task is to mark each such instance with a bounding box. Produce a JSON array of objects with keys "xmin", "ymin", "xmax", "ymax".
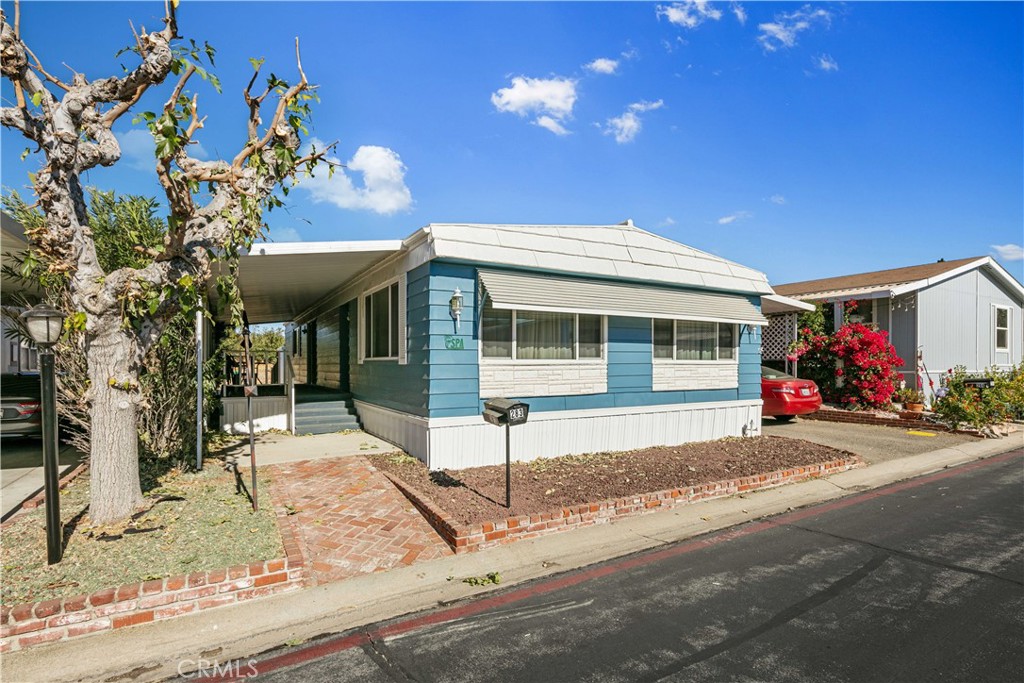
[{"xmin": 449, "ymin": 287, "xmax": 464, "ymax": 331}]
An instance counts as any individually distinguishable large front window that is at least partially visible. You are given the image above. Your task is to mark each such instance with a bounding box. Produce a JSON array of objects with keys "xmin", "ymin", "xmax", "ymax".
[
  {"xmin": 653, "ymin": 319, "xmax": 736, "ymax": 361},
  {"xmin": 481, "ymin": 300, "xmax": 603, "ymax": 360},
  {"xmin": 364, "ymin": 282, "xmax": 400, "ymax": 359}
]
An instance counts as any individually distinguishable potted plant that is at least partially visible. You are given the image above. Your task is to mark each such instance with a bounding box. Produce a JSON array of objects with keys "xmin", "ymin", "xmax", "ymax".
[{"xmin": 903, "ymin": 388, "xmax": 926, "ymax": 412}]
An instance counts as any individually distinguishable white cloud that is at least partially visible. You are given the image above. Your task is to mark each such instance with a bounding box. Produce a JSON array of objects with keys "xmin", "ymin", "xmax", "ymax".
[
  {"xmin": 658, "ymin": 216, "xmax": 676, "ymax": 228},
  {"xmin": 603, "ymin": 100, "xmax": 664, "ymax": 144},
  {"xmin": 992, "ymin": 244, "xmax": 1024, "ymax": 261},
  {"xmin": 770, "ymin": 194, "xmax": 786, "ymax": 205},
  {"xmin": 535, "ymin": 115, "xmax": 570, "ymax": 136},
  {"xmin": 717, "ymin": 210, "xmax": 753, "ymax": 225},
  {"xmin": 584, "ymin": 58, "xmax": 619, "ymax": 75},
  {"xmin": 816, "ymin": 54, "xmax": 839, "ymax": 72},
  {"xmin": 731, "ymin": 2, "xmax": 747, "ymax": 25},
  {"xmin": 630, "ymin": 99, "xmax": 665, "ymax": 113},
  {"xmin": 268, "ymin": 226, "xmax": 302, "ymax": 242},
  {"xmin": 757, "ymin": 5, "xmax": 832, "ymax": 52},
  {"xmin": 657, "ymin": 1, "xmax": 722, "ymax": 29},
  {"xmin": 491, "ymin": 76, "xmax": 578, "ymax": 134},
  {"xmin": 117, "ymin": 129, "xmax": 156, "ymax": 170},
  {"xmin": 295, "ymin": 139, "xmax": 413, "ymax": 215},
  {"xmin": 605, "ymin": 112, "xmax": 642, "ymax": 144},
  {"xmin": 621, "ymin": 47, "xmax": 639, "ymax": 61}
]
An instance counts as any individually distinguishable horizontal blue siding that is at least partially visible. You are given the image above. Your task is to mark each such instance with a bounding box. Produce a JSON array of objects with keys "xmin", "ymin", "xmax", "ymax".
[
  {"xmin": 348, "ymin": 261, "xmax": 430, "ymax": 417},
  {"xmin": 425, "ymin": 261, "xmax": 763, "ymax": 418},
  {"xmin": 426, "ymin": 261, "xmax": 480, "ymax": 416}
]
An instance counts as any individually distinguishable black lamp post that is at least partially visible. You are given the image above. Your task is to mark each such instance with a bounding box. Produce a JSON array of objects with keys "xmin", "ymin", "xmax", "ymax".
[{"xmin": 21, "ymin": 304, "xmax": 66, "ymax": 564}]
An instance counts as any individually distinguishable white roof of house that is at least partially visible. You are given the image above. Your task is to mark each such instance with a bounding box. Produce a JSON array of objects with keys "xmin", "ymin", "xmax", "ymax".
[
  {"xmin": 413, "ymin": 221, "xmax": 772, "ymax": 295},
  {"xmin": 231, "ymin": 220, "xmax": 772, "ymax": 323}
]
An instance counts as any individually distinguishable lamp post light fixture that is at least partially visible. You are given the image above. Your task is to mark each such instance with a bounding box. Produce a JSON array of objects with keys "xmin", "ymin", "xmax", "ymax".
[
  {"xmin": 20, "ymin": 304, "xmax": 66, "ymax": 565},
  {"xmin": 449, "ymin": 288, "xmax": 464, "ymax": 331}
]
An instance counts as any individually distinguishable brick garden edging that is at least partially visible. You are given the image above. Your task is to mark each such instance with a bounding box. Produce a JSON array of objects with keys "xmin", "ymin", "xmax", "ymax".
[
  {"xmin": 383, "ymin": 456, "xmax": 864, "ymax": 554},
  {"xmin": 801, "ymin": 407, "xmax": 984, "ymax": 437},
  {"xmin": 0, "ymin": 493, "xmax": 307, "ymax": 654}
]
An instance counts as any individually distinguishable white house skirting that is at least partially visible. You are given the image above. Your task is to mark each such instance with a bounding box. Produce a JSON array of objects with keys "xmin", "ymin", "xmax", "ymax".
[
  {"xmin": 356, "ymin": 399, "xmax": 763, "ymax": 470},
  {"xmin": 354, "ymin": 400, "xmax": 430, "ymax": 460},
  {"xmin": 220, "ymin": 396, "xmax": 290, "ymax": 434}
]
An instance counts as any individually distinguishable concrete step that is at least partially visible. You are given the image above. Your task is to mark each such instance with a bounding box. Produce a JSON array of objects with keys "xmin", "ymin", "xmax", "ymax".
[
  {"xmin": 295, "ymin": 402, "xmax": 355, "ymax": 419},
  {"xmin": 294, "ymin": 420, "xmax": 361, "ymax": 435},
  {"xmin": 294, "ymin": 416, "xmax": 361, "ymax": 431},
  {"xmin": 294, "ymin": 391, "xmax": 353, "ymax": 404}
]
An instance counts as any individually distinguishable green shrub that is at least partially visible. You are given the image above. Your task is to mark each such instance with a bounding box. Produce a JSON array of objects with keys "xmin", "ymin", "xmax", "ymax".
[
  {"xmin": 988, "ymin": 362, "xmax": 1024, "ymax": 421},
  {"xmin": 933, "ymin": 364, "xmax": 1021, "ymax": 431}
]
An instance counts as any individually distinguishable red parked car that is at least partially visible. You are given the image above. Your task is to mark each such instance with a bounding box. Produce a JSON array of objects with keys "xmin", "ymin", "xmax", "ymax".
[{"xmin": 761, "ymin": 366, "xmax": 821, "ymax": 422}]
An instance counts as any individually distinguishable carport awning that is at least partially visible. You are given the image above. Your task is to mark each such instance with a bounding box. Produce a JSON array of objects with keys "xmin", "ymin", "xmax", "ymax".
[
  {"xmin": 761, "ymin": 293, "xmax": 816, "ymax": 316},
  {"xmin": 478, "ymin": 269, "xmax": 768, "ymax": 326},
  {"xmin": 227, "ymin": 240, "xmax": 403, "ymax": 324}
]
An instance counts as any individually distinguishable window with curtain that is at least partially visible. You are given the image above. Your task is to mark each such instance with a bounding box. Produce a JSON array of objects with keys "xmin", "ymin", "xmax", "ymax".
[
  {"xmin": 652, "ymin": 319, "xmax": 738, "ymax": 361},
  {"xmin": 481, "ymin": 299, "xmax": 603, "ymax": 360},
  {"xmin": 482, "ymin": 305, "xmax": 512, "ymax": 358},
  {"xmin": 364, "ymin": 282, "xmax": 400, "ymax": 359}
]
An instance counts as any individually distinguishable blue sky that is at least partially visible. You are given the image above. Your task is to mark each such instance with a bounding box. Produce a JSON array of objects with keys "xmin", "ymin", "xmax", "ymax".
[{"xmin": 2, "ymin": 1, "xmax": 1022, "ymax": 285}]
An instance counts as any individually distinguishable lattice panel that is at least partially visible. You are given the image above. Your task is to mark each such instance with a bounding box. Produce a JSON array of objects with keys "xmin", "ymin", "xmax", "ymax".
[{"xmin": 763, "ymin": 313, "xmax": 797, "ymax": 361}]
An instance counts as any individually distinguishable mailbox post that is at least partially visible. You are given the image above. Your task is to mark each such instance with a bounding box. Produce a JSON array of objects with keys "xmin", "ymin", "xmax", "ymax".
[{"xmin": 483, "ymin": 398, "xmax": 529, "ymax": 508}]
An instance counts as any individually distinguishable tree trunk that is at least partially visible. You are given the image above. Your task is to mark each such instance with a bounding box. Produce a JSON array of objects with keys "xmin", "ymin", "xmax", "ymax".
[{"xmin": 86, "ymin": 329, "xmax": 145, "ymax": 524}]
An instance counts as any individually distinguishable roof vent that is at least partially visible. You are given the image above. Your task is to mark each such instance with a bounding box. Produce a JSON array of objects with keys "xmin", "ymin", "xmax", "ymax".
[{"xmin": 619, "ymin": 218, "xmax": 634, "ymax": 227}]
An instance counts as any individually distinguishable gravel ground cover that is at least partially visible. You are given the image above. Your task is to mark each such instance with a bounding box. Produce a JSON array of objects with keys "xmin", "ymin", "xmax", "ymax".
[
  {"xmin": 1, "ymin": 459, "xmax": 282, "ymax": 606},
  {"xmin": 370, "ymin": 436, "xmax": 855, "ymax": 526}
]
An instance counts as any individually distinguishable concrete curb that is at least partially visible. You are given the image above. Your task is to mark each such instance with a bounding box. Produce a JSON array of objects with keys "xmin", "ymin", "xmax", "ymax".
[{"xmin": 3, "ymin": 436, "xmax": 1020, "ymax": 683}]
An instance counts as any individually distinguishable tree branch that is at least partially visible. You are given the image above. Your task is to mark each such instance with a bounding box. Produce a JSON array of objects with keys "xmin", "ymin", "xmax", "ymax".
[
  {"xmin": 0, "ymin": 105, "xmax": 43, "ymax": 142},
  {"xmin": 163, "ymin": 63, "xmax": 195, "ymax": 114}
]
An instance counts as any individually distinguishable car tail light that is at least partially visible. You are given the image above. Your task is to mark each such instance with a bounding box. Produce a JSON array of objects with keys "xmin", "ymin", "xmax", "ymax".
[
  {"xmin": 772, "ymin": 387, "xmax": 796, "ymax": 395},
  {"xmin": 17, "ymin": 402, "xmax": 40, "ymax": 416}
]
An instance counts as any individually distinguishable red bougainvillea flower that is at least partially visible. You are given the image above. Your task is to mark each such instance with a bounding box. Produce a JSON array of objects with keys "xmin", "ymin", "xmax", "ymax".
[{"xmin": 794, "ymin": 322, "xmax": 905, "ymax": 409}]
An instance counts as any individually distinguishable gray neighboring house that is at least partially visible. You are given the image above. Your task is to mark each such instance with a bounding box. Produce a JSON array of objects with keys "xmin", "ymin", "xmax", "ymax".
[{"xmin": 774, "ymin": 256, "xmax": 1024, "ymax": 392}]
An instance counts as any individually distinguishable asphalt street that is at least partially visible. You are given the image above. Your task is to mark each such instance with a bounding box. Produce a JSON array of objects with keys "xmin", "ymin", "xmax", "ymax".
[{"xmin": 205, "ymin": 450, "xmax": 1024, "ymax": 683}]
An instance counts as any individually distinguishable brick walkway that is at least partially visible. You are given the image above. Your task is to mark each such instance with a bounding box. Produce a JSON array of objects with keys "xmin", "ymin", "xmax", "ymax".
[{"xmin": 267, "ymin": 456, "xmax": 452, "ymax": 585}]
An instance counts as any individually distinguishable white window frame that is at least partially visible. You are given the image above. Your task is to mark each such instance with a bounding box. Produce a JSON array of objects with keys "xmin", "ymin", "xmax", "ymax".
[
  {"xmin": 651, "ymin": 319, "xmax": 739, "ymax": 363},
  {"xmin": 479, "ymin": 306, "xmax": 606, "ymax": 365},
  {"xmin": 361, "ymin": 278, "xmax": 402, "ymax": 362},
  {"xmin": 994, "ymin": 305, "xmax": 1011, "ymax": 352}
]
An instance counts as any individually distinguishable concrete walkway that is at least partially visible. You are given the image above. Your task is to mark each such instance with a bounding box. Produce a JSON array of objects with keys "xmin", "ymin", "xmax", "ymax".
[
  {"xmin": 0, "ymin": 442, "xmax": 84, "ymax": 521},
  {"xmin": 761, "ymin": 416, "xmax": 979, "ymax": 464},
  {"xmin": 5, "ymin": 434, "xmax": 1020, "ymax": 683},
  {"xmin": 216, "ymin": 430, "xmax": 398, "ymax": 467}
]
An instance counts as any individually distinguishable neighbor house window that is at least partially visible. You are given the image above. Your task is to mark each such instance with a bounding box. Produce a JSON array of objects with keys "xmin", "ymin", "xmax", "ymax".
[
  {"xmin": 364, "ymin": 282, "xmax": 400, "ymax": 359},
  {"xmin": 481, "ymin": 300, "xmax": 603, "ymax": 360},
  {"xmin": 995, "ymin": 307, "xmax": 1010, "ymax": 352},
  {"xmin": 653, "ymin": 319, "xmax": 736, "ymax": 361}
]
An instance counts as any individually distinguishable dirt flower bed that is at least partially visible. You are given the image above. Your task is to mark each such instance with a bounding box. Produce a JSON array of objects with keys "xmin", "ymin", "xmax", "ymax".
[
  {"xmin": 369, "ymin": 436, "xmax": 855, "ymax": 526},
  {"xmin": 1, "ymin": 459, "xmax": 282, "ymax": 607}
]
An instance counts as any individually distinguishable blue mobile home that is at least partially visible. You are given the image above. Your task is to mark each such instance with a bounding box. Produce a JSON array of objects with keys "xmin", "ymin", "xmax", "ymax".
[{"xmin": 233, "ymin": 221, "xmax": 777, "ymax": 469}]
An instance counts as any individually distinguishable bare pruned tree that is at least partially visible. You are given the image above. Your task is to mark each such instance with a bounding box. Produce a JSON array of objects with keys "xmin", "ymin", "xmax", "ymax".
[{"xmin": 1, "ymin": 0, "xmax": 334, "ymax": 523}]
